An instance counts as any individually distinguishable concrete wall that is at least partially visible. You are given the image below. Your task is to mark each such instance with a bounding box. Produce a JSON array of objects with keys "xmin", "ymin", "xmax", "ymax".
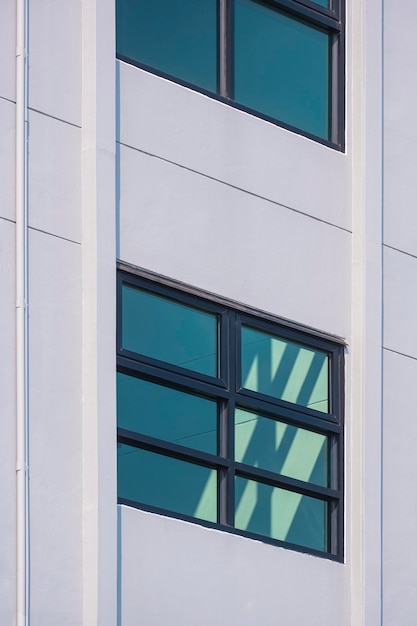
[{"xmin": 382, "ymin": 6, "xmax": 417, "ymax": 622}]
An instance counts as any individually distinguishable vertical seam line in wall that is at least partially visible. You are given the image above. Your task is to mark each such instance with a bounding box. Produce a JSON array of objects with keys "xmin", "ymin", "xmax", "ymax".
[
  {"xmin": 15, "ymin": 0, "xmax": 29, "ymax": 625},
  {"xmin": 380, "ymin": 0, "xmax": 385, "ymax": 622}
]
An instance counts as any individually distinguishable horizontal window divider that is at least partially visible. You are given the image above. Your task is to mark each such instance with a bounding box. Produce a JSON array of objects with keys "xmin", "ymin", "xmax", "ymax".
[
  {"xmin": 263, "ymin": 0, "xmax": 340, "ymax": 29},
  {"xmin": 235, "ymin": 389, "xmax": 340, "ymax": 431},
  {"xmin": 118, "ymin": 428, "xmax": 231, "ymax": 469},
  {"xmin": 234, "ymin": 462, "xmax": 340, "ymax": 500},
  {"xmin": 117, "ymin": 356, "xmax": 229, "ymax": 395}
]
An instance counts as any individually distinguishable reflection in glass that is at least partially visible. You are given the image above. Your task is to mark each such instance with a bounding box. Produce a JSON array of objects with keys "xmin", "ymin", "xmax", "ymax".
[
  {"xmin": 116, "ymin": 0, "xmax": 218, "ymax": 92},
  {"xmin": 241, "ymin": 326, "xmax": 329, "ymax": 412},
  {"xmin": 118, "ymin": 444, "xmax": 217, "ymax": 522},
  {"xmin": 235, "ymin": 408, "xmax": 327, "ymax": 486},
  {"xmin": 122, "ymin": 284, "xmax": 218, "ymax": 377},
  {"xmin": 234, "ymin": 0, "xmax": 330, "ymax": 139},
  {"xmin": 235, "ymin": 477, "xmax": 327, "ymax": 551},
  {"xmin": 117, "ymin": 373, "xmax": 217, "ymax": 454}
]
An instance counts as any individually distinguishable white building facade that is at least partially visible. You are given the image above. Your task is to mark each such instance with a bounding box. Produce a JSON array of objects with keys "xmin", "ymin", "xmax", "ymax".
[{"xmin": 1, "ymin": 0, "xmax": 416, "ymax": 624}]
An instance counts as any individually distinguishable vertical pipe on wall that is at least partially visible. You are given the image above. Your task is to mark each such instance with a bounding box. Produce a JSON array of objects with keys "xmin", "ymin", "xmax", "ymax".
[{"xmin": 15, "ymin": 0, "xmax": 29, "ymax": 624}]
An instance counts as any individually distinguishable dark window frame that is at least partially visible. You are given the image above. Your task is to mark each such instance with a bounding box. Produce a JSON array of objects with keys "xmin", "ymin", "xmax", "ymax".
[
  {"xmin": 117, "ymin": 266, "xmax": 344, "ymax": 560},
  {"xmin": 116, "ymin": 0, "xmax": 345, "ymax": 150}
]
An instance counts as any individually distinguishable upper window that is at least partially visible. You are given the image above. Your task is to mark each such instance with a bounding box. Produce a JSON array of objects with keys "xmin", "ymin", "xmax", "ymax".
[
  {"xmin": 116, "ymin": 0, "xmax": 344, "ymax": 147},
  {"xmin": 117, "ymin": 269, "xmax": 344, "ymax": 559}
]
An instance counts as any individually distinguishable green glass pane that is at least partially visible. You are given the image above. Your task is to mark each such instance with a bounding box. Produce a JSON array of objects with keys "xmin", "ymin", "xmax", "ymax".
[
  {"xmin": 241, "ymin": 326, "xmax": 329, "ymax": 413},
  {"xmin": 117, "ymin": 373, "xmax": 217, "ymax": 454},
  {"xmin": 118, "ymin": 444, "xmax": 217, "ymax": 522},
  {"xmin": 116, "ymin": 0, "xmax": 218, "ymax": 93},
  {"xmin": 122, "ymin": 284, "xmax": 218, "ymax": 377},
  {"xmin": 234, "ymin": 0, "xmax": 330, "ymax": 139},
  {"xmin": 313, "ymin": 0, "xmax": 330, "ymax": 7},
  {"xmin": 235, "ymin": 477, "xmax": 327, "ymax": 551},
  {"xmin": 235, "ymin": 408, "xmax": 327, "ymax": 486}
]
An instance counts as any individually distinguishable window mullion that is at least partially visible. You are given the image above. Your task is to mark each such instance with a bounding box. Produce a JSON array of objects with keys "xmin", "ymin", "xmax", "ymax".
[{"xmin": 219, "ymin": 0, "xmax": 234, "ymax": 99}]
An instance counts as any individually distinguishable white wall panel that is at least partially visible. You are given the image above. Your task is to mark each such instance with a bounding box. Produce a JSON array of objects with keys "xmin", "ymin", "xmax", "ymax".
[
  {"xmin": 118, "ymin": 146, "xmax": 350, "ymax": 338},
  {"xmin": 29, "ymin": 110, "xmax": 81, "ymax": 243},
  {"xmin": 120, "ymin": 506, "xmax": 348, "ymax": 626},
  {"xmin": 29, "ymin": 0, "xmax": 81, "ymax": 126},
  {"xmin": 383, "ymin": 246, "xmax": 417, "ymax": 359},
  {"xmin": 28, "ymin": 229, "xmax": 82, "ymax": 626},
  {"xmin": 117, "ymin": 62, "xmax": 351, "ymax": 232},
  {"xmin": 0, "ymin": 0, "xmax": 16, "ymax": 102},
  {"xmin": 383, "ymin": 349, "xmax": 417, "ymax": 625},
  {"xmin": 0, "ymin": 219, "xmax": 16, "ymax": 625},
  {"xmin": 383, "ymin": 1, "xmax": 417, "ymax": 256},
  {"xmin": 0, "ymin": 97, "xmax": 15, "ymax": 222}
]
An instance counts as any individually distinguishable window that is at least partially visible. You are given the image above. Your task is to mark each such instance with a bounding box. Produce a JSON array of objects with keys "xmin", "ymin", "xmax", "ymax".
[
  {"xmin": 117, "ymin": 269, "xmax": 344, "ymax": 559},
  {"xmin": 116, "ymin": 0, "xmax": 344, "ymax": 147}
]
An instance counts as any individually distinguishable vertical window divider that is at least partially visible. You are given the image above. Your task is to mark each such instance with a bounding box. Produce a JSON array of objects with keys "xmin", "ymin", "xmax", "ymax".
[
  {"xmin": 226, "ymin": 311, "xmax": 237, "ymax": 526},
  {"xmin": 219, "ymin": 0, "xmax": 228, "ymax": 97}
]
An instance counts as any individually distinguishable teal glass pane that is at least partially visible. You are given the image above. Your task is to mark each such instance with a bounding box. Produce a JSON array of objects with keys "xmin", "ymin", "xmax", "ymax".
[
  {"xmin": 122, "ymin": 284, "xmax": 218, "ymax": 377},
  {"xmin": 313, "ymin": 0, "xmax": 330, "ymax": 7},
  {"xmin": 235, "ymin": 477, "xmax": 327, "ymax": 551},
  {"xmin": 116, "ymin": 0, "xmax": 218, "ymax": 93},
  {"xmin": 117, "ymin": 373, "xmax": 217, "ymax": 454},
  {"xmin": 241, "ymin": 326, "xmax": 329, "ymax": 413},
  {"xmin": 234, "ymin": 0, "xmax": 330, "ymax": 139},
  {"xmin": 235, "ymin": 408, "xmax": 327, "ymax": 486},
  {"xmin": 118, "ymin": 444, "xmax": 217, "ymax": 522}
]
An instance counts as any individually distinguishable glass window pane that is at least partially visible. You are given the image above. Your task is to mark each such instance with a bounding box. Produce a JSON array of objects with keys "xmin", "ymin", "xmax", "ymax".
[
  {"xmin": 116, "ymin": 0, "xmax": 218, "ymax": 93},
  {"xmin": 235, "ymin": 477, "xmax": 327, "ymax": 551},
  {"xmin": 122, "ymin": 284, "xmax": 218, "ymax": 377},
  {"xmin": 234, "ymin": 0, "xmax": 330, "ymax": 139},
  {"xmin": 118, "ymin": 444, "xmax": 217, "ymax": 523},
  {"xmin": 241, "ymin": 326, "xmax": 329, "ymax": 413},
  {"xmin": 235, "ymin": 408, "xmax": 327, "ymax": 486},
  {"xmin": 117, "ymin": 373, "xmax": 217, "ymax": 454},
  {"xmin": 313, "ymin": 0, "xmax": 330, "ymax": 7}
]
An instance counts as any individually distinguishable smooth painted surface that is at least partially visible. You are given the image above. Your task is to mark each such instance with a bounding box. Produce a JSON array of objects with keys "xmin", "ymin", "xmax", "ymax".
[
  {"xmin": 383, "ymin": 350, "xmax": 417, "ymax": 624},
  {"xmin": 118, "ymin": 144, "xmax": 350, "ymax": 337},
  {"xmin": 28, "ymin": 111, "xmax": 81, "ymax": 243},
  {"xmin": 383, "ymin": 246, "xmax": 417, "ymax": 360},
  {"xmin": 0, "ymin": 97, "xmax": 15, "ymax": 221},
  {"xmin": 117, "ymin": 62, "xmax": 351, "ymax": 231},
  {"xmin": 119, "ymin": 505, "xmax": 348, "ymax": 626},
  {"xmin": 383, "ymin": 1, "xmax": 417, "ymax": 256},
  {"xmin": 0, "ymin": 0, "xmax": 15, "ymax": 102},
  {"xmin": 28, "ymin": 229, "xmax": 82, "ymax": 625},
  {"xmin": 29, "ymin": 0, "xmax": 81, "ymax": 125},
  {"xmin": 0, "ymin": 219, "xmax": 17, "ymax": 625}
]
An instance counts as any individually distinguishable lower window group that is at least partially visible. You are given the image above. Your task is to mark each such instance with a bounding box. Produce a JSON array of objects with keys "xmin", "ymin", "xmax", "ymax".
[{"xmin": 117, "ymin": 270, "xmax": 344, "ymax": 559}]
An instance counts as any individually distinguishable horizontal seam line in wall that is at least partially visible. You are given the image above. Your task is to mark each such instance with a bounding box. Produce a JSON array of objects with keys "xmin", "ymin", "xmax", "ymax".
[
  {"xmin": 117, "ymin": 141, "xmax": 352, "ymax": 234},
  {"xmin": 0, "ymin": 216, "xmax": 16, "ymax": 225},
  {"xmin": 0, "ymin": 94, "xmax": 15, "ymax": 105},
  {"xmin": 383, "ymin": 243, "xmax": 417, "ymax": 260},
  {"xmin": 383, "ymin": 347, "xmax": 417, "ymax": 362},
  {"xmin": 28, "ymin": 107, "xmax": 82, "ymax": 129},
  {"xmin": 28, "ymin": 225, "xmax": 81, "ymax": 245}
]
